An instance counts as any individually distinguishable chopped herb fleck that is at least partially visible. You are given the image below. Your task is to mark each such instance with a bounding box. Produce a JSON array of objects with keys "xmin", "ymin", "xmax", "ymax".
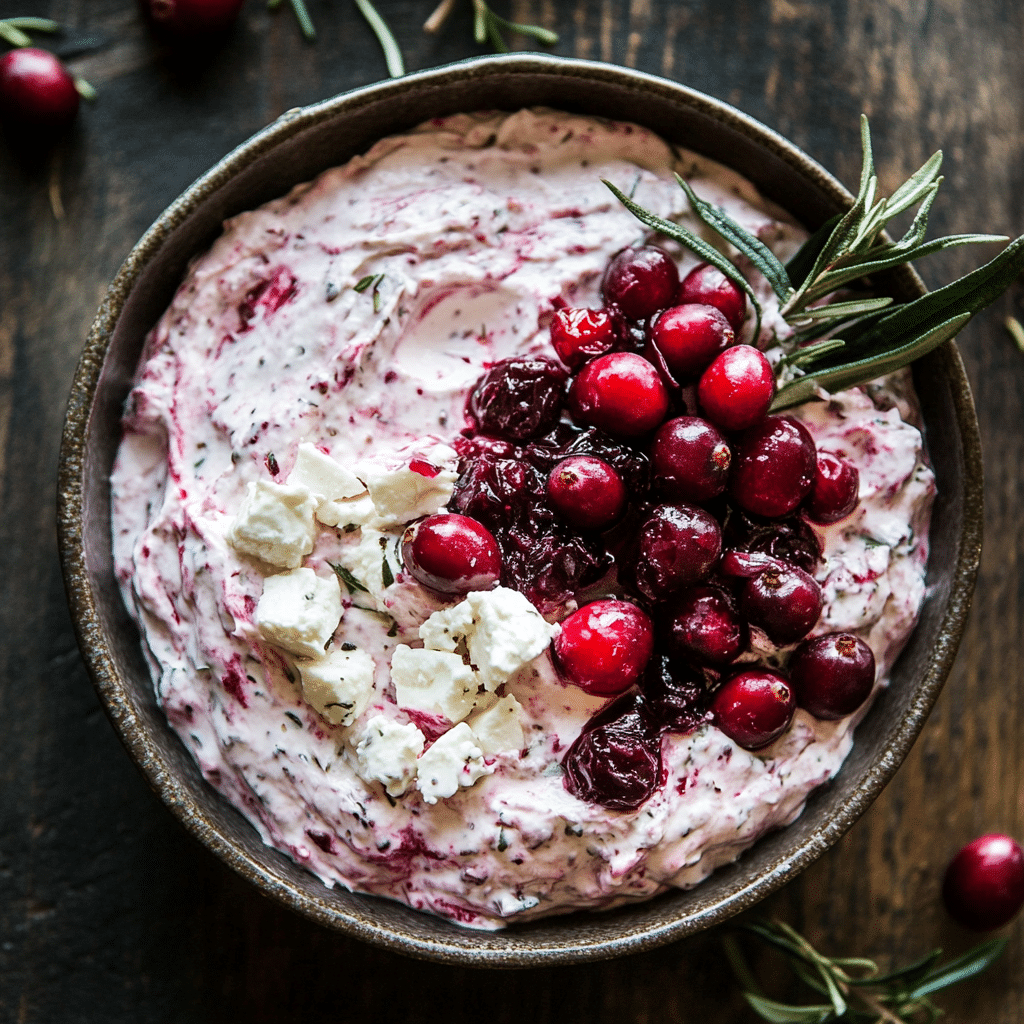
[
  {"xmin": 285, "ymin": 711, "xmax": 303, "ymax": 727},
  {"xmin": 329, "ymin": 561, "xmax": 369, "ymax": 594},
  {"xmin": 497, "ymin": 829, "xmax": 508, "ymax": 852},
  {"xmin": 381, "ymin": 554, "xmax": 395, "ymax": 588},
  {"xmin": 341, "ymin": 642, "xmax": 357, "ymax": 651},
  {"xmin": 353, "ymin": 274, "xmax": 376, "ymax": 292}
]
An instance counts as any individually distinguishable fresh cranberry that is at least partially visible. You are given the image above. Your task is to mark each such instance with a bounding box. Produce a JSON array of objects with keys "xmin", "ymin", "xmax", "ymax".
[
  {"xmin": 640, "ymin": 654, "xmax": 710, "ymax": 734},
  {"xmin": 651, "ymin": 416, "xmax": 731, "ymax": 504},
  {"xmin": 943, "ymin": 835, "xmax": 1024, "ymax": 931},
  {"xmin": 664, "ymin": 585, "xmax": 747, "ymax": 667},
  {"xmin": 737, "ymin": 559, "xmax": 823, "ymax": 646},
  {"xmin": 550, "ymin": 307, "xmax": 618, "ymax": 369},
  {"xmin": 625, "ymin": 503, "xmax": 722, "ymax": 601},
  {"xmin": 647, "ymin": 304, "xmax": 735, "ymax": 380},
  {"xmin": 554, "ymin": 600, "xmax": 654, "ymax": 696},
  {"xmin": 468, "ymin": 356, "xmax": 568, "ymax": 441},
  {"xmin": 562, "ymin": 693, "xmax": 661, "ymax": 810},
  {"xmin": 602, "ymin": 245, "xmax": 679, "ymax": 322},
  {"xmin": 722, "ymin": 505, "xmax": 823, "ymax": 575},
  {"xmin": 729, "ymin": 415, "xmax": 817, "ymax": 518},
  {"xmin": 547, "ymin": 456, "xmax": 627, "ymax": 531},
  {"xmin": 0, "ymin": 49, "xmax": 79, "ymax": 133},
  {"xmin": 805, "ymin": 452, "xmax": 860, "ymax": 525},
  {"xmin": 141, "ymin": 0, "xmax": 246, "ymax": 37},
  {"xmin": 567, "ymin": 352, "xmax": 670, "ymax": 438},
  {"xmin": 712, "ymin": 669, "xmax": 795, "ymax": 749},
  {"xmin": 789, "ymin": 632, "xmax": 875, "ymax": 720},
  {"xmin": 698, "ymin": 345, "xmax": 775, "ymax": 432},
  {"xmin": 678, "ymin": 263, "xmax": 747, "ymax": 332},
  {"xmin": 401, "ymin": 513, "xmax": 501, "ymax": 595}
]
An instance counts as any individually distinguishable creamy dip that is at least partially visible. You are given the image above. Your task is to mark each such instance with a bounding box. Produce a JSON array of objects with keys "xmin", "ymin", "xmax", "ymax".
[{"xmin": 111, "ymin": 110, "xmax": 935, "ymax": 929}]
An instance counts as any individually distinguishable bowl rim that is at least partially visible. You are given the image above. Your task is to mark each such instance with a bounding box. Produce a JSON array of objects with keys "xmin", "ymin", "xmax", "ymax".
[{"xmin": 57, "ymin": 52, "xmax": 984, "ymax": 966}]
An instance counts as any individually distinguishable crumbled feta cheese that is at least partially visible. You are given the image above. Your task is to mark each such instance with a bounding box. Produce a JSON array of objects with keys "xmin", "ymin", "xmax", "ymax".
[
  {"xmin": 255, "ymin": 567, "xmax": 342, "ymax": 658},
  {"xmin": 335, "ymin": 527, "xmax": 402, "ymax": 608},
  {"xmin": 419, "ymin": 586, "xmax": 558, "ymax": 690},
  {"xmin": 468, "ymin": 694, "xmax": 524, "ymax": 755},
  {"xmin": 358, "ymin": 443, "xmax": 459, "ymax": 527},
  {"xmin": 227, "ymin": 479, "xmax": 318, "ymax": 569},
  {"xmin": 299, "ymin": 648, "xmax": 375, "ymax": 726},
  {"xmin": 288, "ymin": 442, "xmax": 367, "ymax": 526},
  {"xmin": 390, "ymin": 645, "xmax": 479, "ymax": 723},
  {"xmin": 416, "ymin": 722, "xmax": 493, "ymax": 804},
  {"xmin": 355, "ymin": 715, "xmax": 425, "ymax": 797}
]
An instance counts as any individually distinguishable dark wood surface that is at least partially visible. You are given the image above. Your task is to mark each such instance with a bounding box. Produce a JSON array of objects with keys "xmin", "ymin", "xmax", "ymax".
[{"xmin": 1, "ymin": 1, "xmax": 1022, "ymax": 1020}]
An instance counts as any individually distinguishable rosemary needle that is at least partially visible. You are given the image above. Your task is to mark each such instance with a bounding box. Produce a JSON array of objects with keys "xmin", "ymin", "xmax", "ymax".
[{"xmin": 353, "ymin": 0, "xmax": 405, "ymax": 77}]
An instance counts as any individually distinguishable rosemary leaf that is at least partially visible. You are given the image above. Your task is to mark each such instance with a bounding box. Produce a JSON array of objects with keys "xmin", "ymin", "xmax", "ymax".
[
  {"xmin": 328, "ymin": 562, "xmax": 369, "ymax": 594},
  {"xmin": 904, "ymin": 938, "xmax": 1008, "ymax": 1000},
  {"xmin": 353, "ymin": 0, "xmax": 405, "ymax": 77},
  {"xmin": 287, "ymin": 0, "xmax": 316, "ymax": 40},
  {"xmin": 741, "ymin": 993, "xmax": 834, "ymax": 1024},
  {"xmin": 1006, "ymin": 316, "xmax": 1024, "ymax": 352},
  {"xmin": 845, "ymin": 949, "xmax": 941, "ymax": 989},
  {"xmin": 787, "ymin": 295, "xmax": 893, "ymax": 326},
  {"xmin": 2, "ymin": 16, "xmax": 60, "ymax": 32},
  {"xmin": 353, "ymin": 274, "xmax": 376, "ymax": 292},
  {"xmin": 785, "ymin": 214, "xmax": 841, "ymax": 288},
  {"xmin": 0, "ymin": 21, "xmax": 32, "ymax": 46},
  {"xmin": 876, "ymin": 149, "xmax": 944, "ymax": 223},
  {"xmin": 486, "ymin": 9, "xmax": 558, "ymax": 45}
]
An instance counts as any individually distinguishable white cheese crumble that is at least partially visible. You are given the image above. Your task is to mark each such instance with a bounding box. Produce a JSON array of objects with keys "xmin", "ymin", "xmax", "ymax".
[
  {"xmin": 355, "ymin": 716, "xmax": 425, "ymax": 797},
  {"xmin": 416, "ymin": 722, "xmax": 493, "ymax": 804},
  {"xmin": 287, "ymin": 442, "xmax": 367, "ymax": 527},
  {"xmin": 390, "ymin": 645, "xmax": 479, "ymax": 723},
  {"xmin": 358, "ymin": 443, "xmax": 459, "ymax": 527},
  {"xmin": 334, "ymin": 527, "xmax": 403, "ymax": 610},
  {"xmin": 227, "ymin": 479, "xmax": 318, "ymax": 569},
  {"xmin": 255, "ymin": 567, "xmax": 342, "ymax": 659},
  {"xmin": 467, "ymin": 694, "xmax": 524, "ymax": 755},
  {"xmin": 298, "ymin": 648, "xmax": 375, "ymax": 726}
]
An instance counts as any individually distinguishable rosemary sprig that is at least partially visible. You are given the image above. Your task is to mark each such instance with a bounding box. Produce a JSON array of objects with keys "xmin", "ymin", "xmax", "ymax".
[
  {"xmin": 725, "ymin": 918, "xmax": 1006, "ymax": 1023},
  {"xmin": 353, "ymin": 0, "xmax": 405, "ymax": 77},
  {"xmin": 0, "ymin": 17, "xmax": 95, "ymax": 98},
  {"xmin": 469, "ymin": 0, "xmax": 558, "ymax": 52}
]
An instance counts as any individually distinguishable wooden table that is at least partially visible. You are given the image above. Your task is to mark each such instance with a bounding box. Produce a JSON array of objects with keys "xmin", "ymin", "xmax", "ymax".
[{"xmin": 1, "ymin": 1, "xmax": 1021, "ymax": 1020}]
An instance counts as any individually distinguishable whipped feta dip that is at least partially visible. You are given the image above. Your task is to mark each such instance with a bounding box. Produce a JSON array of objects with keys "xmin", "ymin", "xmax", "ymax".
[{"xmin": 111, "ymin": 110, "xmax": 935, "ymax": 929}]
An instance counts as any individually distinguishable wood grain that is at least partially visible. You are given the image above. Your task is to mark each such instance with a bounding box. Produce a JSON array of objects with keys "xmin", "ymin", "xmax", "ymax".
[{"xmin": 0, "ymin": 0, "xmax": 1021, "ymax": 1020}]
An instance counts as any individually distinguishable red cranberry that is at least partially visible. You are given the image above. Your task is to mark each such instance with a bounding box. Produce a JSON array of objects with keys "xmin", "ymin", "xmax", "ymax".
[
  {"xmin": 563, "ymin": 693, "xmax": 661, "ymax": 810},
  {"xmin": 678, "ymin": 263, "xmax": 747, "ymax": 332},
  {"xmin": 943, "ymin": 835, "xmax": 1024, "ymax": 931},
  {"xmin": 567, "ymin": 352, "xmax": 670, "ymax": 438},
  {"xmin": 640, "ymin": 653, "xmax": 710, "ymax": 734},
  {"xmin": 647, "ymin": 303, "xmax": 735, "ymax": 380},
  {"xmin": 602, "ymin": 245, "xmax": 679, "ymax": 321},
  {"xmin": 401, "ymin": 514, "xmax": 501, "ymax": 595},
  {"xmin": 651, "ymin": 416, "xmax": 731, "ymax": 504},
  {"xmin": 723, "ymin": 505, "xmax": 823, "ymax": 575},
  {"xmin": 698, "ymin": 345, "xmax": 775, "ymax": 432},
  {"xmin": 547, "ymin": 456, "xmax": 627, "ymax": 531},
  {"xmin": 550, "ymin": 307, "xmax": 618, "ymax": 369},
  {"xmin": 805, "ymin": 452, "xmax": 860, "ymax": 525},
  {"xmin": 730, "ymin": 415, "xmax": 817, "ymax": 518},
  {"xmin": 738, "ymin": 559, "xmax": 823, "ymax": 646},
  {"xmin": 141, "ymin": 0, "xmax": 246, "ymax": 37},
  {"xmin": 469, "ymin": 356, "xmax": 568, "ymax": 441},
  {"xmin": 789, "ymin": 632, "xmax": 875, "ymax": 719},
  {"xmin": 0, "ymin": 48, "xmax": 79, "ymax": 133},
  {"xmin": 627, "ymin": 503, "xmax": 722, "ymax": 601},
  {"xmin": 664, "ymin": 585, "xmax": 747, "ymax": 667},
  {"xmin": 554, "ymin": 600, "xmax": 654, "ymax": 696},
  {"xmin": 711, "ymin": 669, "xmax": 795, "ymax": 750}
]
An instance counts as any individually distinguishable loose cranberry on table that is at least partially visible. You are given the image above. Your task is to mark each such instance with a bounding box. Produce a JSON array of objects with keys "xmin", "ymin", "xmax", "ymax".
[
  {"xmin": 646, "ymin": 303, "xmax": 735, "ymax": 380},
  {"xmin": 678, "ymin": 262, "xmax": 747, "ymax": 332},
  {"xmin": 711, "ymin": 668, "xmax": 795, "ymax": 750},
  {"xmin": 626, "ymin": 502, "xmax": 722, "ymax": 601},
  {"xmin": 546, "ymin": 455, "xmax": 627, "ymax": 531},
  {"xmin": 943, "ymin": 834, "xmax": 1024, "ymax": 931},
  {"xmin": 729, "ymin": 415, "xmax": 817, "ymax": 518},
  {"xmin": 651, "ymin": 416, "xmax": 731, "ymax": 504},
  {"xmin": 602, "ymin": 244, "xmax": 679, "ymax": 321},
  {"xmin": 401, "ymin": 513, "xmax": 502, "ymax": 595},
  {"xmin": 554, "ymin": 599, "xmax": 654, "ymax": 696},
  {"xmin": 663, "ymin": 584, "xmax": 748, "ymax": 667},
  {"xmin": 735, "ymin": 558, "xmax": 823, "ymax": 646},
  {"xmin": 567, "ymin": 351, "xmax": 670, "ymax": 438},
  {"xmin": 0, "ymin": 48, "xmax": 79, "ymax": 134},
  {"xmin": 805, "ymin": 451, "xmax": 860, "ymax": 525},
  {"xmin": 789, "ymin": 632, "xmax": 875, "ymax": 720},
  {"xmin": 140, "ymin": 0, "xmax": 246, "ymax": 38},
  {"xmin": 549, "ymin": 307, "xmax": 618, "ymax": 369},
  {"xmin": 468, "ymin": 356, "xmax": 568, "ymax": 441},
  {"xmin": 697, "ymin": 344, "xmax": 776, "ymax": 432}
]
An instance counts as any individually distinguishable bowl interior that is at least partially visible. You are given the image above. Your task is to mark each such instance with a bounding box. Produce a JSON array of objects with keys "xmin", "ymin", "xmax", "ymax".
[{"xmin": 58, "ymin": 54, "xmax": 982, "ymax": 967}]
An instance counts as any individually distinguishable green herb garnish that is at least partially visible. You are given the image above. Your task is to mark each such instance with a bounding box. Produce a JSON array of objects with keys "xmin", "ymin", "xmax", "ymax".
[
  {"xmin": 328, "ymin": 561, "xmax": 369, "ymax": 594},
  {"xmin": 353, "ymin": 0, "xmax": 405, "ymax": 77},
  {"xmin": 381, "ymin": 553, "xmax": 395, "ymax": 588}
]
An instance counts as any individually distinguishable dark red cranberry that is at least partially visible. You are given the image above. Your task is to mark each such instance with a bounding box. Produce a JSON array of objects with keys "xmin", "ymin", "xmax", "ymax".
[
  {"xmin": 943, "ymin": 835, "xmax": 1024, "ymax": 931},
  {"xmin": 651, "ymin": 416, "xmax": 731, "ymax": 504},
  {"xmin": 626, "ymin": 503, "xmax": 722, "ymax": 601},
  {"xmin": 730, "ymin": 415, "xmax": 817, "ymax": 518},
  {"xmin": 469, "ymin": 356, "xmax": 568, "ymax": 441},
  {"xmin": 647, "ymin": 303, "xmax": 735, "ymax": 380},
  {"xmin": 805, "ymin": 452, "xmax": 860, "ymax": 525},
  {"xmin": 141, "ymin": 0, "xmax": 246, "ymax": 37},
  {"xmin": 640, "ymin": 654, "xmax": 710, "ymax": 734},
  {"xmin": 562, "ymin": 693, "xmax": 661, "ymax": 810},
  {"xmin": 550, "ymin": 307, "xmax": 618, "ymax": 369},
  {"xmin": 738, "ymin": 559, "xmax": 823, "ymax": 646},
  {"xmin": 711, "ymin": 669, "xmax": 795, "ymax": 750},
  {"xmin": 722, "ymin": 505, "xmax": 823, "ymax": 575},
  {"xmin": 602, "ymin": 245, "xmax": 679, "ymax": 322},
  {"xmin": 567, "ymin": 352, "xmax": 670, "ymax": 438},
  {"xmin": 698, "ymin": 345, "xmax": 776, "ymax": 432},
  {"xmin": 789, "ymin": 632, "xmax": 875, "ymax": 720},
  {"xmin": 554, "ymin": 600, "xmax": 654, "ymax": 696},
  {"xmin": 0, "ymin": 48, "xmax": 79, "ymax": 133},
  {"xmin": 664, "ymin": 585, "xmax": 747, "ymax": 667},
  {"xmin": 547, "ymin": 456, "xmax": 627, "ymax": 531},
  {"xmin": 678, "ymin": 262, "xmax": 747, "ymax": 332},
  {"xmin": 531, "ymin": 425, "xmax": 651, "ymax": 497},
  {"xmin": 401, "ymin": 513, "xmax": 501, "ymax": 595}
]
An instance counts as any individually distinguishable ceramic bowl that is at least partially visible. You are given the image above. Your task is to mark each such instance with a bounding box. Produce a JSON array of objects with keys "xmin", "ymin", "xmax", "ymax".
[{"xmin": 57, "ymin": 54, "xmax": 982, "ymax": 967}]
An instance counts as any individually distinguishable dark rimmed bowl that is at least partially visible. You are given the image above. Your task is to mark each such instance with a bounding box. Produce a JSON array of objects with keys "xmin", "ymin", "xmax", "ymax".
[{"xmin": 57, "ymin": 54, "xmax": 982, "ymax": 967}]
